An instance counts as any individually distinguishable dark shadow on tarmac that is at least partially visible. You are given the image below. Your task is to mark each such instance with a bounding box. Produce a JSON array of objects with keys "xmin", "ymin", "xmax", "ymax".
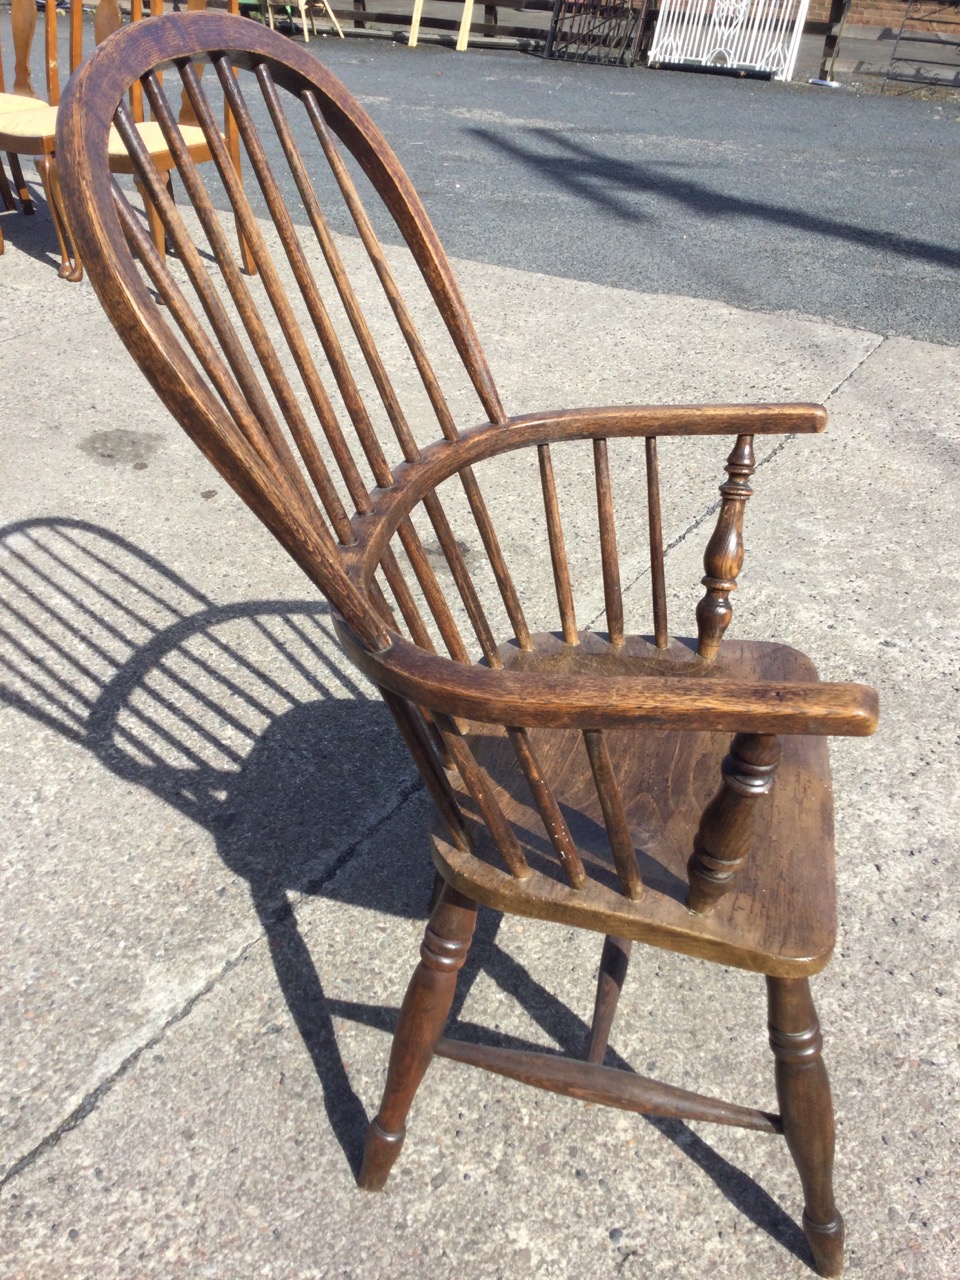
[{"xmin": 467, "ymin": 124, "xmax": 960, "ymax": 272}]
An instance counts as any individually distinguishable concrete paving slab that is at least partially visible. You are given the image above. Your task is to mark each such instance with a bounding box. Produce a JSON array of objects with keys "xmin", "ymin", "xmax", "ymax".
[
  {"xmin": 616, "ymin": 331, "xmax": 960, "ymax": 1277},
  {"xmin": 1, "ymin": 209, "xmax": 957, "ymax": 1280},
  {"xmin": 0, "ymin": 796, "xmax": 863, "ymax": 1280}
]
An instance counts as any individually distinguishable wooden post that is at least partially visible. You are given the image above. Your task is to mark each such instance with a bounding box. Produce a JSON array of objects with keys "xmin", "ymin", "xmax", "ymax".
[
  {"xmin": 696, "ymin": 434, "xmax": 755, "ymax": 661},
  {"xmin": 359, "ymin": 885, "xmax": 478, "ymax": 1190},
  {"xmin": 687, "ymin": 732, "xmax": 780, "ymax": 914},
  {"xmin": 768, "ymin": 978, "xmax": 845, "ymax": 1277}
]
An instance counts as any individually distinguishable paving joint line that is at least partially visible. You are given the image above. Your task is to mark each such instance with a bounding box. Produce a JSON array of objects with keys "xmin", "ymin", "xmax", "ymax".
[
  {"xmin": 821, "ymin": 332, "xmax": 887, "ymax": 402},
  {"xmin": 0, "ymin": 772, "xmax": 424, "ymax": 1190}
]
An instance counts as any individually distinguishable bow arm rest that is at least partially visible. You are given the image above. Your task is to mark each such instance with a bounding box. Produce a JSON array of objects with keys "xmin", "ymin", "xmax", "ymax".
[
  {"xmin": 335, "ymin": 628, "xmax": 878, "ymax": 738},
  {"xmin": 501, "ymin": 402, "xmax": 827, "ymax": 439}
]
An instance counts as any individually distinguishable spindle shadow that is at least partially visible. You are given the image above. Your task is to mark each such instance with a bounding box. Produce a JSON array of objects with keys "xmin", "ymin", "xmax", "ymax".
[{"xmin": 0, "ymin": 516, "xmax": 809, "ymax": 1254}]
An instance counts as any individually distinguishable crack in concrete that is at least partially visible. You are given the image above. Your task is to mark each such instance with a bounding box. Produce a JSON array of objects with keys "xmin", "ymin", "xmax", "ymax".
[
  {"xmin": 0, "ymin": 950, "xmax": 253, "ymax": 1191},
  {"xmin": 0, "ymin": 774, "xmax": 425, "ymax": 1190},
  {"xmin": 821, "ymin": 333, "xmax": 887, "ymax": 404}
]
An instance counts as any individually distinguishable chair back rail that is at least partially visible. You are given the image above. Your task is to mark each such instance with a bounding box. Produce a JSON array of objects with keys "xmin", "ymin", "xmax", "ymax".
[{"xmin": 55, "ymin": 14, "xmax": 874, "ymax": 907}]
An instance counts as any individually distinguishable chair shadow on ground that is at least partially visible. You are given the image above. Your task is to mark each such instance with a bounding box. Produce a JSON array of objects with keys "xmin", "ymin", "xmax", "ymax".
[{"xmin": 1, "ymin": 515, "xmax": 808, "ymax": 1266}]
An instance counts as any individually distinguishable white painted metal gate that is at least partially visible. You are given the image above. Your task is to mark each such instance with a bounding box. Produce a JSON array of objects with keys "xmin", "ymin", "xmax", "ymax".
[{"xmin": 648, "ymin": 0, "xmax": 811, "ymax": 81}]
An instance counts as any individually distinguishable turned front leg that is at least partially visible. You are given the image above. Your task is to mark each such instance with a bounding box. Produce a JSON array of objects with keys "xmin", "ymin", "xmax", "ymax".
[
  {"xmin": 696, "ymin": 433, "xmax": 755, "ymax": 660},
  {"xmin": 358, "ymin": 883, "xmax": 477, "ymax": 1191},
  {"xmin": 768, "ymin": 977, "xmax": 845, "ymax": 1277},
  {"xmin": 687, "ymin": 732, "xmax": 780, "ymax": 914}
]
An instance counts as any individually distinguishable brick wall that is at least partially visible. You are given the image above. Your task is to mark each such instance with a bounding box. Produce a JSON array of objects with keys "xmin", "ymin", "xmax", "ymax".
[{"xmin": 806, "ymin": 0, "xmax": 960, "ymax": 30}]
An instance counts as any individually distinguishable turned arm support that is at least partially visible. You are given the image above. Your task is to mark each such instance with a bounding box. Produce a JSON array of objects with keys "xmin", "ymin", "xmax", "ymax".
[
  {"xmin": 697, "ymin": 433, "xmax": 756, "ymax": 661},
  {"xmin": 687, "ymin": 731, "xmax": 781, "ymax": 914}
]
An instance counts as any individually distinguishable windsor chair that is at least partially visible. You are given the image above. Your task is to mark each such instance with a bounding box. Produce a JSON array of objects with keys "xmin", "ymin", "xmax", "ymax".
[
  {"xmin": 0, "ymin": 0, "xmax": 250, "ymax": 280},
  {"xmin": 55, "ymin": 15, "xmax": 877, "ymax": 1275}
]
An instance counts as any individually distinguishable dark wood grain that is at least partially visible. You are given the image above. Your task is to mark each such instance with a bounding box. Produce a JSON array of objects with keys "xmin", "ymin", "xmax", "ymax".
[
  {"xmin": 768, "ymin": 978, "xmax": 845, "ymax": 1278},
  {"xmin": 697, "ymin": 433, "xmax": 756, "ymax": 660},
  {"xmin": 358, "ymin": 883, "xmax": 478, "ymax": 1191},
  {"xmin": 585, "ymin": 935, "xmax": 632, "ymax": 1064},
  {"xmin": 645, "ymin": 435, "xmax": 669, "ymax": 648},
  {"xmin": 435, "ymin": 1038, "xmax": 783, "ymax": 1133},
  {"xmin": 687, "ymin": 731, "xmax": 782, "ymax": 914},
  {"xmin": 55, "ymin": 19, "xmax": 877, "ymax": 1273},
  {"xmin": 594, "ymin": 437, "xmax": 624, "ymax": 647}
]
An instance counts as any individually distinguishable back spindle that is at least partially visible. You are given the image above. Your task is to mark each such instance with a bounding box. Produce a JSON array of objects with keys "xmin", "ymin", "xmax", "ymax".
[
  {"xmin": 696, "ymin": 434, "xmax": 756, "ymax": 661},
  {"xmin": 538, "ymin": 444, "xmax": 578, "ymax": 645},
  {"xmin": 645, "ymin": 436, "xmax": 668, "ymax": 649},
  {"xmin": 593, "ymin": 438, "xmax": 624, "ymax": 648},
  {"xmin": 583, "ymin": 730, "xmax": 643, "ymax": 900},
  {"xmin": 434, "ymin": 714, "xmax": 531, "ymax": 880},
  {"xmin": 508, "ymin": 728, "xmax": 587, "ymax": 889}
]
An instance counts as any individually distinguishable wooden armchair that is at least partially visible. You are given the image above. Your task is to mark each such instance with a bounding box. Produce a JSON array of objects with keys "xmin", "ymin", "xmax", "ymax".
[
  {"xmin": 0, "ymin": 0, "xmax": 251, "ymax": 280},
  {"xmin": 55, "ymin": 15, "xmax": 877, "ymax": 1275}
]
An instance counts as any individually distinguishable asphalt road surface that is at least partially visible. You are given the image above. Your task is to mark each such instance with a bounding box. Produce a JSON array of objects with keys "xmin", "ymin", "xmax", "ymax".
[
  {"xmin": 6, "ymin": 5, "xmax": 958, "ymax": 344},
  {"xmin": 282, "ymin": 38, "xmax": 960, "ymax": 345}
]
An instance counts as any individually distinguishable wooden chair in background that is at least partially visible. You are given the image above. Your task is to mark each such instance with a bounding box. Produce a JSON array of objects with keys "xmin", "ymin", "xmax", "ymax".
[
  {"xmin": 55, "ymin": 15, "xmax": 877, "ymax": 1275},
  {"xmin": 0, "ymin": 0, "xmax": 252, "ymax": 280},
  {"xmin": 260, "ymin": 0, "xmax": 345, "ymax": 43},
  {"xmin": 409, "ymin": 0, "xmax": 477, "ymax": 50},
  {"xmin": 0, "ymin": 0, "xmax": 51, "ymax": 254}
]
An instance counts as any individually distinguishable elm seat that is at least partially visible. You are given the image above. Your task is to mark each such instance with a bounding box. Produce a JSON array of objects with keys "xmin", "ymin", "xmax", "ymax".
[
  {"xmin": 54, "ymin": 14, "xmax": 878, "ymax": 1277},
  {"xmin": 439, "ymin": 636, "xmax": 837, "ymax": 978}
]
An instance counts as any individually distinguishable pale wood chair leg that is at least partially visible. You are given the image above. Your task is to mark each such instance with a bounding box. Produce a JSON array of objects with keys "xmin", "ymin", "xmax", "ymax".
[
  {"xmin": 408, "ymin": 0, "xmax": 424, "ymax": 46},
  {"xmin": 767, "ymin": 977, "xmax": 845, "ymax": 1278},
  {"xmin": 298, "ymin": 0, "xmax": 311, "ymax": 40},
  {"xmin": 585, "ymin": 935, "xmax": 632, "ymax": 1064},
  {"xmin": 134, "ymin": 173, "xmax": 168, "ymax": 266},
  {"xmin": 8, "ymin": 153, "xmax": 35, "ymax": 214},
  {"xmin": 36, "ymin": 156, "xmax": 83, "ymax": 282},
  {"xmin": 321, "ymin": 0, "xmax": 345, "ymax": 38},
  {"xmin": 358, "ymin": 883, "xmax": 478, "ymax": 1191},
  {"xmin": 455, "ymin": 0, "xmax": 474, "ymax": 50},
  {"xmin": 225, "ymin": 120, "xmax": 257, "ymax": 277}
]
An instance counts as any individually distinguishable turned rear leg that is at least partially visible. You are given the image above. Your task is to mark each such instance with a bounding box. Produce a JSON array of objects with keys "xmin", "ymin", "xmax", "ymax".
[
  {"xmin": 767, "ymin": 976, "xmax": 844, "ymax": 1277},
  {"xmin": 358, "ymin": 883, "xmax": 477, "ymax": 1191},
  {"xmin": 585, "ymin": 935, "xmax": 632, "ymax": 1064}
]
